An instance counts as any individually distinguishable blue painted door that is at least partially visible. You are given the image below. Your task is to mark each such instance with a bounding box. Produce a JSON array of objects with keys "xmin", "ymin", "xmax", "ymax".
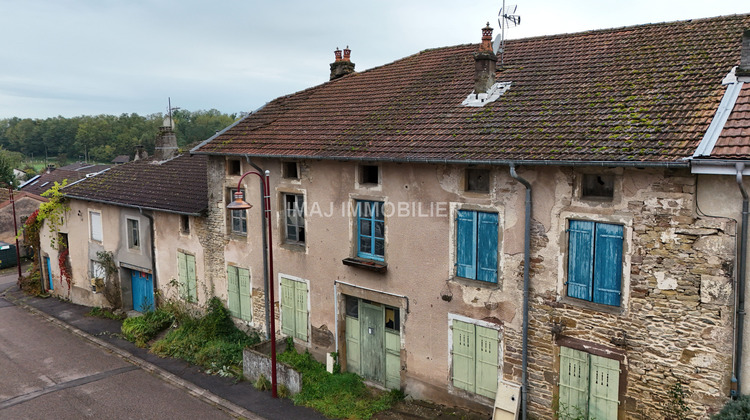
[
  {"xmin": 44, "ymin": 256, "xmax": 53, "ymax": 291},
  {"xmin": 131, "ymin": 270, "xmax": 154, "ymax": 312}
]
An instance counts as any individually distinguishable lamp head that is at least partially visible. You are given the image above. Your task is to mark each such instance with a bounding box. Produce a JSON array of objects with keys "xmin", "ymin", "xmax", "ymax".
[{"xmin": 227, "ymin": 191, "xmax": 252, "ymax": 210}]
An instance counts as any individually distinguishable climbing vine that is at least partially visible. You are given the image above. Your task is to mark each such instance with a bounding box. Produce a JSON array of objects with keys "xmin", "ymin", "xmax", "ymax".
[
  {"xmin": 39, "ymin": 180, "xmax": 70, "ymax": 250},
  {"xmin": 96, "ymin": 250, "xmax": 122, "ymax": 308},
  {"xmin": 59, "ymin": 248, "xmax": 71, "ymax": 291}
]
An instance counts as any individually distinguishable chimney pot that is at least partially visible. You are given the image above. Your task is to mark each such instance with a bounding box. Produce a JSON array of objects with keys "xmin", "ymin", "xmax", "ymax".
[
  {"xmin": 480, "ymin": 22, "xmax": 494, "ymax": 52},
  {"xmin": 334, "ymin": 47, "xmax": 342, "ymax": 62},
  {"xmin": 330, "ymin": 45, "xmax": 355, "ymax": 80},
  {"xmin": 343, "ymin": 46, "xmax": 351, "ymax": 61},
  {"xmin": 738, "ymin": 29, "xmax": 750, "ymax": 77}
]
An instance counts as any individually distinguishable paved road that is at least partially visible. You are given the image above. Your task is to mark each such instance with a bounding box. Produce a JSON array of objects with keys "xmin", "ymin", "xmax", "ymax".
[{"xmin": 0, "ymin": 269, "xmax": 235, "ymax": 419}]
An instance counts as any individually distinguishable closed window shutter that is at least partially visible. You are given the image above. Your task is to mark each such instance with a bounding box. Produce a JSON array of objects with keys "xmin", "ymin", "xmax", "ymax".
[
  {"xmin": 294, "ymin": 280, "xmax": 308, "ymax": 340},
  {"xmin": 593, "ymin": 223, "xmax": 623, "ymax": 306},
  {"xmin": 477, "ymin": 212, "xmax": 499, "ymax": 283},
  {"xmin": 90, "ymin": 212, "xmax": 102, "ymax": 241},
  {"xmin": 227, "ymin": 267, "xmax": 241, "ymax": 319},
  {"xmin": 475, "ymin": 325, "xmax": 499, "ymax": 398},
  {"xmin": 345, "ymin": 316, "xmax": 361, "ymax": 373},
  {"xmin": 177, "ymin": 253, "xmax": 188, "ymax": 299},
  {"xmin": 238, "ymin": 268, "xmax": 251, "ymax": 321},
  {"xmin": 186, "ymin": 254, "xmax": 197, "ymax": 302},
  {"xmin": 588, "ymin": 354, "xmax": 620, "ymax": 419},
  {"xmin": 567, "ymin": 220, "xmax": 595, "ymax": 301},
  {"xmin": 559, "ymin": 346, "xmax": 590, "ymax": 417},
  {"xmin": 451, "ymin": 320, "xmax": 476, "ymax": 393},
  {"xmin": 280, "ymin": 278, "xmax": 295, "ymax": 337},
  {"xmin": 456, "ymin": 210, "xmax": 477, "ymax": 279}
]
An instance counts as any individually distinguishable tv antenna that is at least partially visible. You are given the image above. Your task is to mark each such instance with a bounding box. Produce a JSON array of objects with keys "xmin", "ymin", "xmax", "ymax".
[{"xmin": 493, "ymin": 0, "xmax": 521, "ymax": 67}]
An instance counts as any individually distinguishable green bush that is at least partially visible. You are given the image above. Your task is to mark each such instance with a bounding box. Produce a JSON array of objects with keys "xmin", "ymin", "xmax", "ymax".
[
  {"xmin": 121, "ymin": 308, "xmax": 174, "ymax": 347},
  {"xmin": 277, "ymin": 345, "xmax": 403, "ymax": 419},
  {"xmin": 712, "ymin": 395, "xmax": 750, "ymax": 419},
  {"xmin": 150, "ymin": 297, "xmax": 260, "ymax": 379}
]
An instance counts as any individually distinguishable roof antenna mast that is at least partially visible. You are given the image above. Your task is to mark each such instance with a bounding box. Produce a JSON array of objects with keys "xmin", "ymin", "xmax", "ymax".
[{"xmin": 494, "ymin": 0, "xmax": 521, "ymax": 67}]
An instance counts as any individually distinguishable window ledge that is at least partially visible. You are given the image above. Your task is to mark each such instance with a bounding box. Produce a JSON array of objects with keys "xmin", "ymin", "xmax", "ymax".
[
  {"xmin": 449, "ymin": 275, "xmax": 500, "ymax": 289},
  {"xmin": 558, "ymin": 296, "xmax": 624, "ymax": 315},
  {"xmin": 342, "ymin": 257, "xmax": 387, "ymax": 273}
]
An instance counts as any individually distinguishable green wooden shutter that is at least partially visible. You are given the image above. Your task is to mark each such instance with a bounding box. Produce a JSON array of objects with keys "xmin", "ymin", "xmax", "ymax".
[
  {"xmin": 186, "ymin": 254, "xmax": 197, "ymax": 302},
  {"xmin": 294, "ymin": 280, "xmax": 308, "ymax": 340},
  {"xmin": 475, "ymin": 325, "xmax": 499, "ymax": 398},
  {"xmin": 559, "ymin": 346, "xmax": 590, "ymax": 417},
  {"xmin": 238, "ymin": 268, "xmax": 252, "ymax": 321},
  {"xmin": 477, "ymin": 212, "xmax": 499, "ymax": 283},
  {"xmin": 177, "ymin": 252, "xmax": 188, "ymax": 299},
  {"xmin": 227, "ymin": 266, "xmax": 241, "ymax": 319},
  {"xmin": 452, "ymin": 320, "xmax": 476, "ymax": 393},
  {"xmin": 385, "ymin": 331, "xmax": 400, "ymax": 389},
  {"xmin": 280, "ymin": 278, "xmax": 295, "ymax": 337},
  {"xmin": 588, "ymin": 354, "xmax": 620, "ymax": 420},
  {"xmin": 345, "ymin": 316, "xmax": 361, "ymax": 374}
]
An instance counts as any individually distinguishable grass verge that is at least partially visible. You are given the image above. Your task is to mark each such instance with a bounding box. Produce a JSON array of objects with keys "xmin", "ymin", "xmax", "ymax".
[
  {"xmin": 121, "ymin": 307, "xmax": 174, "ymax": 347},
  {"xmin": 87, "ymin": 307, "xmax": 126, "ymax": 320},
  {"xmin": 277, "ymin": 343, "xmax": 404, "ymax": 419}
]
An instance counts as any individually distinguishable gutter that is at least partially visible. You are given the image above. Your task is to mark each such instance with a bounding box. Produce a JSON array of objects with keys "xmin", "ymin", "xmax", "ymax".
[
  {"xmin": 735, "ymin": 162, "xmax": 749, "ymax": 397},
  {"xmin": 62, "ymin": 194, "xmax": 205, "ymax": 217},
  {"xmin": 509, "ymin": 164, "xmax": 531, "ymax": 420}
]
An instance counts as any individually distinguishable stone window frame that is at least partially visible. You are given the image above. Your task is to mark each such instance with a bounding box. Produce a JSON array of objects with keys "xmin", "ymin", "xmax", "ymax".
[
  {"xmin": 355, "ymin": 163, "xmax": 382, "ymax": 191},
  {"xmin": 279, "ymin": 189, "xmax": 306, "ymax": 249},
  {"xmin": 465, "ymin": 168, "xmax": 491, "ymax": 193},
  {"xmin": 226, "ymin": 187, "xmax": 248, "ymax": 237},
  {"xmin": 448, "ymin": 202, "xmax": 504, "ymax": 289},
  {"xmin": 572, "ymin": 168, "xmax": 623, "ymax": 206},
  {"xmin": 558, "ymin": 211, "xmax": 632, "ymax": 315}
]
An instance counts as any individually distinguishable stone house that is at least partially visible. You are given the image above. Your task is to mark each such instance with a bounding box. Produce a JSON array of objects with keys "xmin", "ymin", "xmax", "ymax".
[
  {"xmin": 39, "ymin": 121, "xmax": 210, "ymax": 313},
  {"xmin": 191, "ymin": 14, "xmax": 750, "ymax": 419}
]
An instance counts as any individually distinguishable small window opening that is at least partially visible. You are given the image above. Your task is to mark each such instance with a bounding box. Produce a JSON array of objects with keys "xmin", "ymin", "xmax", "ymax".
[
  {"xmin": 385, "ymin": 306, "xmax": 400, "ymax": 331},
  {"xmin": 345, "ymin": 295, "xmax": 359, "ymax": 318},
  {"xmin": 466, "ymin": 169, "xmax": 490, "ymax": 193},
  {"xmin": 180, "ymin": 215, "xmax": 190, "ymax": 234},
  {"xmin": 582, "ymin": 174, "xmax": 614, "ymax": 199},
  {"xmin": 283, "ymin": 162, "xmax": 299, "ymax": 179},
  {"xmin": 228, "ymin": 159, "xmax": 241, "ymax": 176},
  {"xmin": 360, "ymin": 165, "xmax": 379, "ymax": 184}
]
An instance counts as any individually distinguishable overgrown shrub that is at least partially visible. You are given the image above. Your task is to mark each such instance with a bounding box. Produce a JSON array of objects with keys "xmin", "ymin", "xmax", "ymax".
[
  {"xmin": 121, "ymin": 308, "xmax": 174, "ymax": 347},
  {"xmin": 18, "ymin": 266, "xmax": 43, "ymax": 296},
  {"xmin": 87, "ymin": 307, "xmax": 125, "ymax": 320},
  {"xmin": 277, "ymin": 344, "xmax": 404, "ymax": 419},
  {"xmin": 712, "ymin": 395, "xmax": 750, "ymax": 419},
  {"xmin": 150, "ymin": 297, "xmax": 260, "ymax": 378}
]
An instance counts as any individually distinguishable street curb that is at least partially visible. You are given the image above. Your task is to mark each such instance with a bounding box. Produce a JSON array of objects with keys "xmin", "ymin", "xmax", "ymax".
[{"xmin": 5, "ymin": 293, "xmax": 265, "ymax": 420}]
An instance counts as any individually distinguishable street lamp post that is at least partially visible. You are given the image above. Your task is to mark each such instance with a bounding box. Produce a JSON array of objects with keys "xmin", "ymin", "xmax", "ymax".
[
  {"xmin": 227, "ymin": 169, "xmax": 278, "ymax": 398},
  {"xmin": 8, "ymin": 186, "xmax": 22, "ymax": 283}
]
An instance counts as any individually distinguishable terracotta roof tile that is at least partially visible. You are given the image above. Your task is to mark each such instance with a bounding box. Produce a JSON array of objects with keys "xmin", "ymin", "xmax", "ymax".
[
  {"xmin": 20, "ymin": 170, "xmax": 90, "ymax": 196},
  {"xmin": 712, "ymin": 83, "xmax": 750, "ymax": 158},
  {"xmin": 62, "ymin": 154, "xmax": 207, "ymax": 215},
  {"xmin": 195, "ymin": 14, "xmax": 750, "ymax": 164}
]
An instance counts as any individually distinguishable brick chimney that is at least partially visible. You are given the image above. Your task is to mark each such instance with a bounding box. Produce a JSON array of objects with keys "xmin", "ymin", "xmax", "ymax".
[
  {"xmin": 474, "ymin": 23, "xmax": 497, "ymax": 94},
  {"xmin": 738, "ymin": 29, "xmax": 750, "ymax": 78},
  {"xmin": 330, "ymin": 46, "xmax": 355, "ymax": 80},
  {"xmin": 133, "ymin": 145, "xmax": 149, "ymax": 161},
  {"xmin": 154, "ymin": 115, "xmax": 178, "ymax": 160}
]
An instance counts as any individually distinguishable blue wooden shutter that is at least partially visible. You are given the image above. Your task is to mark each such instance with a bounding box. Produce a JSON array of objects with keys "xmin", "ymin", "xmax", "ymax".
[
  {"xmin": 593, "ymin": 223, "xmax": 623, "ymax": 306},
  {"xmin": 567, "ymin": 220, "xmax": 595, "ymax": 301},
  {"xmin": 477, "ymin": 212, "xmax": 498, "ymax": 283},
  {"xmin": 456, "ymin": 210, "xmax": 477, "ymax": 279}
]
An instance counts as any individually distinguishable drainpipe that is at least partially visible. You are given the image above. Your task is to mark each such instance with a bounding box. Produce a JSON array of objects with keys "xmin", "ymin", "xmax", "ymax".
[
  {"xmin": 139, "ymin": 208, "xmax": 157, "ymax": 308},
  {"xmin": 246, "ymin": 157, "xmax": 271, "ymax": 339},
  {"xmin": 510, "ymin": 164, "xmax": 531, "ymax": 420},
  {"xmin": 735, "ymin": 162, "xmax": 748, "ymax": 397}
]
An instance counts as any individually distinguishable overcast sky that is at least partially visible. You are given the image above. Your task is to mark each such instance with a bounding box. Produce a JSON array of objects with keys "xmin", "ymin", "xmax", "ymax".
[{"xmin": 1, "ymin": 1, "xmax": 747, "ymax": 119}]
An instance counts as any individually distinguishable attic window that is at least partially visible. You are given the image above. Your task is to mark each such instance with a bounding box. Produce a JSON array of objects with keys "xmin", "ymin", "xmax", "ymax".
[
  {"xmin": 360, "ymin": 165, "xmax": 379, "ymax": 185},
  {"xmin": 228, "ymin": 159, "xmax": 241, "ymax": 176},
  {"xmin": 582, "ymin": 174, "xmax": 614, "ymax": 200},
  {"xmin": 466, "ymin": 169, "xmax": 490, "ymax": 193},
  {"xmin": 462, "ymin": 81, "xmax": 512, "ymax": 107},
  {"xmin": 180, "ymin": 215, "xmax": 190, "ymax": 234},
  {"xmin": 283, "ymin": 162, "xmax": 299, "ymax": 179}
]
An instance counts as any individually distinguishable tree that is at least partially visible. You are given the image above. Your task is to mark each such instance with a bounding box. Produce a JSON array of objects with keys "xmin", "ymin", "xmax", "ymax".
[{"xmin": 0, "ymin": 151, "xmax": 16, "ymax": 188}]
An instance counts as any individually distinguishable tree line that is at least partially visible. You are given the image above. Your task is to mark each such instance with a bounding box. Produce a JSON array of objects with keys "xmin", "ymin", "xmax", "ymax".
[{"xmin": 0, "ymin": 109, "xmax": 240, "ymax": 168}]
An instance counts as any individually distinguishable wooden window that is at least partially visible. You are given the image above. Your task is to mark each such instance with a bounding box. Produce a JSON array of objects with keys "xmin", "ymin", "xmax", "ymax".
[
  {"xmin": 582, "ymin": 174, "xmax": 614, "ymax": 200},
  {"xmin": 466, "ymin": 169, "xmax": 490, "ymax": 193},
  {"xmin": 451, "ymin": 319, "xmax": 499, "ymax": 398},
  {"xmin": 228, "ymin": 159, "xmax": 241, "ymax": 176},
  {"xmin": 456, "ymin": 210, "xmax": 498, "ymax": 283},
  {"xmin": 284, "ymin": 194, "xmax": 305, "ymax": 244},
  {"xmin": 567, "ymin": 220, "xmax": 623, "ymax": 307},
  {"xmin": 126, "ymin": 218, "xmax": 140, "ymax": 250},
  {"xmin": 559, "ymin": 346, "xmax": 620, "ymax": 419},
  {"xmin": 90, "ymin": 211, "xmax": 102, "ymax": 242},
  {"xmin": 283, "ymin": 162, "xmax": 299, "ymax": 179},
  {"xmin": 226, "ymin": 265, "xmax": 251, "ymax": 321},
  {"xmin": 356, "ymin": 200, "xmax": 385, "ymax": 261},
  {"xmin": 228, "ymin": 188, "xmax": 247, "ymax": 235},
  {"xmin": 177, "ymin": 252, "xmax": 197, "ymax": 302},
  {"xmin": 281, "ymin": 277, "xmax": 308, "ymax": 341},
  {"xmin": 360, "ymin": 165, "xmax": 379, "ymax": 185}
]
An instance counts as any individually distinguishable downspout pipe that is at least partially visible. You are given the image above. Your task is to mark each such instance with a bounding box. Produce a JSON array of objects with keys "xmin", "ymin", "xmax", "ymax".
[
  {"xmin": 735, "ymin": 162, "xmax": 748, "ymax": 397},
  {"xmin": 246, "ymin": 157, "xmax": 271, "ymax": 339},
  {"xmin": 510, "ymin": 164, "xmax": 531, "ymax": 420}
]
